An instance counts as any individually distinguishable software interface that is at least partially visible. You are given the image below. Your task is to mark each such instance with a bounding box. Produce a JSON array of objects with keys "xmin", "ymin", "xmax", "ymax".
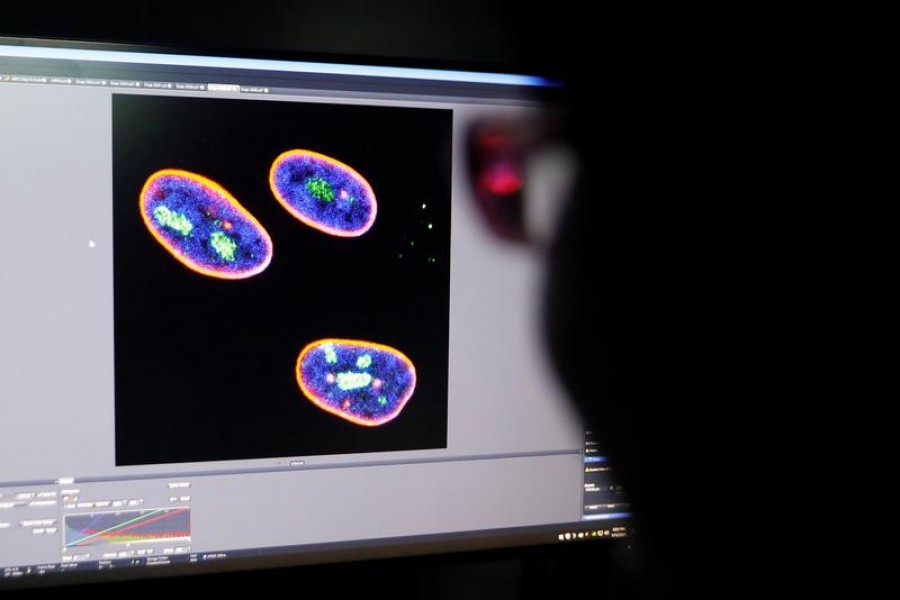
[{"xmin": 0, "ymin": 42, "xmax": 628, "ymax": 584}]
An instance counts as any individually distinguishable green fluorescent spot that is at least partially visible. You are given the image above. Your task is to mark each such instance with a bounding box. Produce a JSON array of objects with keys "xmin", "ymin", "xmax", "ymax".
[
  {"xmin": 356, "ymin": 354, "xmax": 372, "ymax": 369},
  {"xmin": 305, "ymin": 176, "xmax": 334, "ymax": 202},
  {"xmin": 323, "ymin": 345, "xmax": 338, "ymax": 364},
  {"xmin": 153, "ymin": 205, "xmax": 193, "ymax": 236},
  {"xmin": 210, "ymin": 231, "xmax": 237, "ymax": 262},
  {"xmin": 378, "ymin": 395, "xmax": 387, "ymax": 406},
  {"xmin": 336, "ymin": 371, "xmax": 372, "ymax": 391}
]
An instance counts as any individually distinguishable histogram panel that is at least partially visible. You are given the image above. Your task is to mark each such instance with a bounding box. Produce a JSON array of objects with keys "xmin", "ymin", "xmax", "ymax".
[{"xmin": 64, "ymin": 508, "xmax": 191, "ymax": 547}]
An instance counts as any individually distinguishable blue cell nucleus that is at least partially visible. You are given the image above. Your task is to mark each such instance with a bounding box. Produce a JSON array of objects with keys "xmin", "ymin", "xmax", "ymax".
[
  {"xmin": 296, "ymin": 338, "xmax": 416, "ymax": 426},
  {"xmin": 269, "ymin": 150, "xmax": 377, "ymax": 237},
  {"xmin": 140, "ymin": 169, "xmax": 273, "ymax": 279}
]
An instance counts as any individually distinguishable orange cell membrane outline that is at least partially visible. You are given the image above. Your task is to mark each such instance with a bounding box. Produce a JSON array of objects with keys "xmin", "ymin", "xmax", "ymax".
[
  {"xmin": 269, "ymin": 150, "xmax": 377, "ymax": 237},
  {"xmin": 296, "ymin": 338, "xmax": 417, "ymax": 426},
  {"xmin": 139, "ymin": 169, "xmax": 273, "ymax": 280}
]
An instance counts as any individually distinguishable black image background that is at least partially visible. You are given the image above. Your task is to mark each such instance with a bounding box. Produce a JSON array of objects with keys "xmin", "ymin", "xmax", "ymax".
[{"xmin": 113, "ymin": 95, "xmax": 451, "ymax": 465}]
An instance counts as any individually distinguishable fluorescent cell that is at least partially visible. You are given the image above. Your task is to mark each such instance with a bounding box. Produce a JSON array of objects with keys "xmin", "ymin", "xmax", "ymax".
[
  {"xmin": 296, "ymin": 338, "xmax": 416, "ymax": 426},
  {"xmin": 139, "ymin": 169, "xmax": 273, "ymax": 279},
  {"xmin": 269, "ymin": 150, "xmax": 377, "ymax": 237}
]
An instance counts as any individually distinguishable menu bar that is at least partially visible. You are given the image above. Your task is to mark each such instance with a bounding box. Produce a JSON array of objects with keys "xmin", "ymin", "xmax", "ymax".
[
  {"xmin": 0, "ymin": 73, "xmax": 262, "ymax": 95},
  {"xmin": 0, "ymin": 43, "xmax": 556, "ymax": 87}
]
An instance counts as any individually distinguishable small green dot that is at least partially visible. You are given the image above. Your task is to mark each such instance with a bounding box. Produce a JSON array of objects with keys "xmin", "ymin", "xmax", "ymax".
[
  {"xmin": 427, "ymin": 223, "xmax": 433, "ymax": 230},
  {"xmin": 305, "ymin": 176, "xmax": 334, "ymax": 202},
  {"xmin": 421, "ymin": 203, "xmax": 427, "ymax": 209},
  {"xmin": 323, "ymin": 345, "xmax": 338, "ymax": 364},
  {"xmin": 409, "ymin": 240, "xmax": 415, "ymax": 246},
  {"xmin": 210, "ymin": 231, "xmax": 237, "ymax": 262}
]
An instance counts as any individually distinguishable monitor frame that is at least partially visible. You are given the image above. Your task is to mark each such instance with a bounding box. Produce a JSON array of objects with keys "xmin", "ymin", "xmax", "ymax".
[{"xmin": 0, "ymin": 35, "xmax": 625, "ymax": 591}]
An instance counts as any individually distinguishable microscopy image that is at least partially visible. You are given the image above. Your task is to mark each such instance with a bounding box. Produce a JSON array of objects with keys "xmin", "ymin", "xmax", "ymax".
[
  {"xmin": 270, "ymin": 150, "xmax": 377, "ymax": 237},
  {"xmin": 113, "ymin": 94, "xmax": 451, "ymax": 465},
  {"xmin": 296, "ymin": 338, "xmax": 416, "ymax": 426},
  {"xmin": 140, "ymin": 169, "xmax": 273, "ymax": 279}
]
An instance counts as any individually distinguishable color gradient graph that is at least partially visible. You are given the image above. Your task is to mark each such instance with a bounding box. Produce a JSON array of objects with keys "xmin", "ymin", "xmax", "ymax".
[{"xmin": 64, "ymin": 508, "xmax": 190, "ymax": 548}]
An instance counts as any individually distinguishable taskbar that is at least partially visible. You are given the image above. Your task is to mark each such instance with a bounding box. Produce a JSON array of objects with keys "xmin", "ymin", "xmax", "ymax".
[{"xmin": 1, "ymin": 519, "xmax": 629, "ymax": 589}]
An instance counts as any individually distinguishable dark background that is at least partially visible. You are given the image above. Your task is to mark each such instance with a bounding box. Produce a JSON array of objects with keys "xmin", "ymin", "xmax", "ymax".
[{"xmin": 113, "ymin": 95, "xmax": 451, "ymax": 465}]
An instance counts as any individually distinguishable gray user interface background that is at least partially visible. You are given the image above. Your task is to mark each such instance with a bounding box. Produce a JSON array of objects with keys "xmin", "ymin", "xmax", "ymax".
[{"xmin": 0, "ymin": 81, "xmax": 584, "ymax": 562}]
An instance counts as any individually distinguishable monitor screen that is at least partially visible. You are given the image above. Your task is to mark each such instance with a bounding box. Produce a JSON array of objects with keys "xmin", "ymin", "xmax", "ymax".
[{"xmin": 0, "ymin": 38, "xmax": 628, "ymax": 589}]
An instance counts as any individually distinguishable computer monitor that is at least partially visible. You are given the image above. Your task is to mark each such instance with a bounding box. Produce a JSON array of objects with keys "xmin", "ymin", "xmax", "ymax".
[{"xmin": 0, "ymin": 38, "xmax": 628, "ymax": 589}]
